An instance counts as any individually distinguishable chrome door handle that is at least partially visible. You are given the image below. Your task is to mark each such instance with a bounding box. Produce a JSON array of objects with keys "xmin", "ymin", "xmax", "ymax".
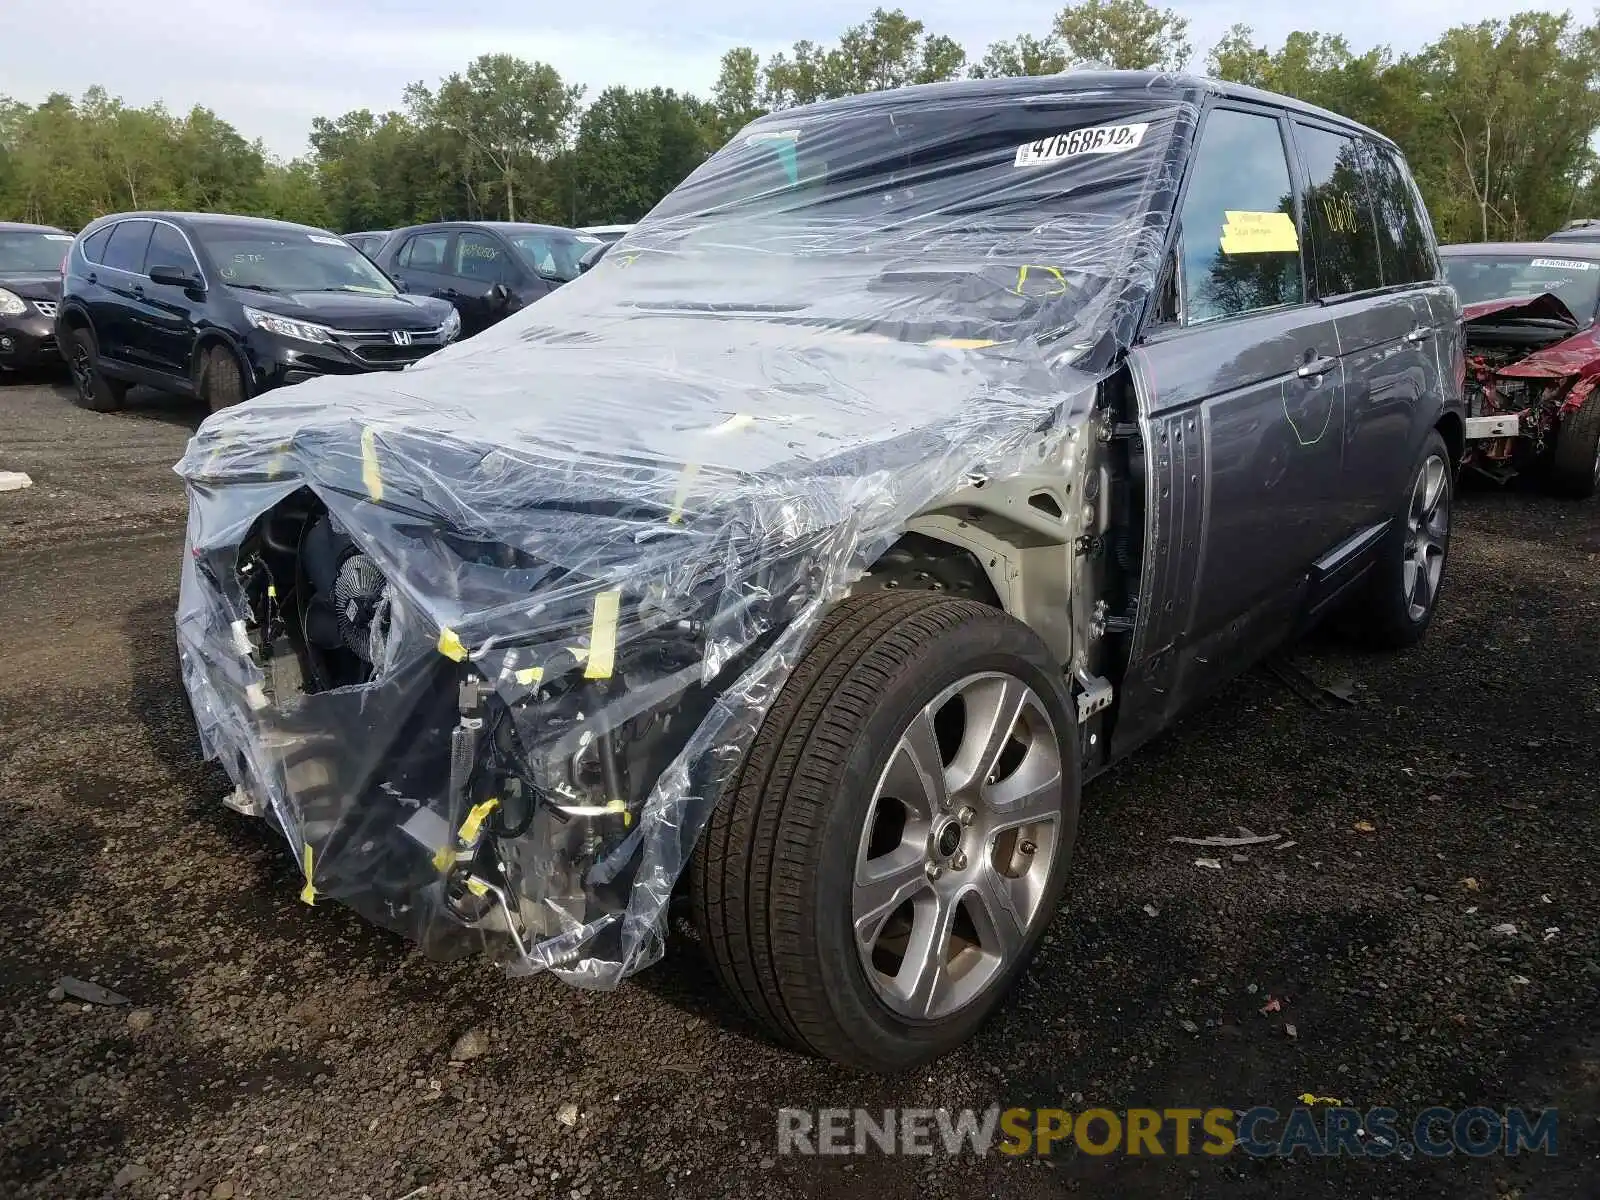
[
  {"xmin": 1297, "ymin": 355, "xmax": 1338, "ymax": 379},
  {"xmin": 1404, "ymin": 326, "xmax": 1433, "ymax": 344}
]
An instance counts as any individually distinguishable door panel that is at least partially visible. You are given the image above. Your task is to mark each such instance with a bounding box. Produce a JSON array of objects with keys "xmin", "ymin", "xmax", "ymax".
[
  {"xmin": 134, "ymin": 222, "xmax": 203, "ymax": 379},
  {"xmin": 1112, "ymin": 104, "xmax": 1350, "ymax": 749},
  {"xmin": 1332, "ymin": 292, "xmax": 1431, "ymax": 526},
  {"xmin": 91, "ymin": 219, "xmax": 154, "ymax": 364}
]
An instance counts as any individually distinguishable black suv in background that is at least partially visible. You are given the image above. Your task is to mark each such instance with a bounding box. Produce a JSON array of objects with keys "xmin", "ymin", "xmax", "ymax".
[
  {"xmin": 373, "ymin": 221, "xmax": 598, "ymax": 338},
  {"xmin": 55, "ymin": 213, "xmax": 460, "ymax": 413},
  {"xmin": 0, "ymin": 222, "xmax": 74, "ymax": 373}
]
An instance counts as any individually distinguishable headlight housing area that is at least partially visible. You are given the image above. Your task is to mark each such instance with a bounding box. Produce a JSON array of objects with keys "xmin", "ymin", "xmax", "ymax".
[
  {"xmin": 244, "ymin": 306, "xmax": 336, "ymax": 344},
  {"xmin": 442, "ymin": 308, "xmax": 461, "ymax": 342},
  {"xmin": 0, "ymin": 288, "xmax": 27, "ymax": 317}
]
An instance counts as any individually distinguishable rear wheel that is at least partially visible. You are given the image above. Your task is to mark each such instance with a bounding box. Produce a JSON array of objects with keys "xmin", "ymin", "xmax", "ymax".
[
  {"xmin": 1346, "ymin": 430, "xmax": 1452, "ymax": 649},
  {"xmin": 691, "ymin": 591, "xmax": 1080, "ymax": 1072},
  {"xmin": 66, "ymin": 325, "xmax": 127, "ymax": 413},
  {"xmin": 1550, "ymin": 391, "xmax": 1600, "ymax": 499}
]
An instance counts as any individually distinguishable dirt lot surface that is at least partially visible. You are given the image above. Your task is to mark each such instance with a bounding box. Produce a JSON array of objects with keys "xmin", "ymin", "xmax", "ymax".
[{"xmin": 1, "ymin": 375, "xmax": 1597, "ymax": 1200}]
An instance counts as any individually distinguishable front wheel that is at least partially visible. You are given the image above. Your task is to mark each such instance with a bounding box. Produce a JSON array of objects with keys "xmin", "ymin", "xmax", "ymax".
[
  {"xmin": 1549, "ymin": 391, "xmax": 1600, "ymax": 499},
  {"xmin": 1346, "ymin": 430, "xmax": 1452, "ymax": 649},
  {"xmin": 691, "ymin": 591, "xmax": 1080, "ymax": 1072},
  {"xmin": 199, "ymin": 345, "xmax": 247, "ymax": 412}
]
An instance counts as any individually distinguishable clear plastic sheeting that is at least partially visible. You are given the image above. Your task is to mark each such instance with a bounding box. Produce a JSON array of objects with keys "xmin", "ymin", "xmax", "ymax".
[{"xmin": 175, "ymin": 74, "xmax": 1195, "ymax": 987}]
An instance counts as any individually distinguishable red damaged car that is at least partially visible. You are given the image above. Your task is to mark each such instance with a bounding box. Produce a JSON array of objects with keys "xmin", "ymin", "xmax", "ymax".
[{"xmin": 1442, "ymin": 242, "xmax": 1600, "ymax": 497}]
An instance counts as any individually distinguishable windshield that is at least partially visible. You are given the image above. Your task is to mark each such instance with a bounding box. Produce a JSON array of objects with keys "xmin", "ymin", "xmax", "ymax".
[
  {"xmin": 507, "ymin": 232, "xmax": 593, "ymax": 282},
  {"xmin": 0, "ymin": 229, "xmax": 72, "ymax": 273},
  {"xmin": 1445, "ymin": 253, "xmax": 1600, "ymax": 321},
  {"xmin": 196, "ymin": 227, "xmax": 398, "ymax": 295},
  {"xmin": 594, "ymin": 95, "xmax": 1182, "ymax": 347}
]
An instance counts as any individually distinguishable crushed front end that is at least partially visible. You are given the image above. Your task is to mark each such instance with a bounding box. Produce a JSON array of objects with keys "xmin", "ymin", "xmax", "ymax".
[{"xmin": 1461, "ymin": 292, "xmax": 1600, "ymax": 479}]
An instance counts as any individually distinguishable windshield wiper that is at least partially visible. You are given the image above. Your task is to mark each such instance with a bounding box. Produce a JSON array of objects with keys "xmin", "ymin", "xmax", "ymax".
[{"xmin": 225, "ymin": 282, "xmax": 279, "ymax": 294}]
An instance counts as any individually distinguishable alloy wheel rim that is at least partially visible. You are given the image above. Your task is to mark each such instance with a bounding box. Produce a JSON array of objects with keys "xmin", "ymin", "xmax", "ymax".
[
  {"xmin": 71, "ymin": 344, "xmax": 94, "ymax": 399},
  {"xmin": 1403, "ymin": 453, "xmax": 1449, "ymax": 623},
  {"xmin": 851, "ymin": 671, "xmax": 1062, "ymax": 1022}
]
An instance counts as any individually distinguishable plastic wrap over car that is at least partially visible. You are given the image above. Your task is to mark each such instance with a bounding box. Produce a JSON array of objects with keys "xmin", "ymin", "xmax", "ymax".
[{"xmin": 174, "ymin": 78, "xmax": 1194, "ymax": 987}]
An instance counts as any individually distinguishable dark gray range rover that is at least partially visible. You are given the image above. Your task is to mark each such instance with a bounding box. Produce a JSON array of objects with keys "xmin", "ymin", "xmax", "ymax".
[{"xmin": 176, "ymin": 71, "xmax": 1463, "ymax": 1072}]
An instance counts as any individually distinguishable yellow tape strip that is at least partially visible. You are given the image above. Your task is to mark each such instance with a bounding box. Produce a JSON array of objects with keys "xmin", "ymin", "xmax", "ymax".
[
  {"xmin": 514, "ymin": 666, "xmax": 544, "ymax": 686},
  {"xmin": 668, "ymin": 462, "xmax": 701, "ymax": 525},
  {"xmin": 466, "ymin": 877, "xmax": 490, "ymax": 897},
  {"xmin": 437, "ymin": 627, "xmax": 467, "ymax": 662},
  {"xmin": 1219, "ymin": 210, "xmax": 1299, "ymax": 254},
  {"xmin": 432, "ymin": 845, "xmax": 458, "ymax": 872},
  {"xmin": 1011, "ymin": 265, "xmax": 1068, "ymax": 296},
  {"xmin": 361, "ymin": 426, "xmax": 383, "ymax": 502},
  {"xmin": 457, "ymin": 798, "xmax": 500, "ymax": 845},
  {"xmin": 584, "ymin": 591, "xmax": 621, "ymax": 680},
  {"xmin": 299, "ymin": 843, "xmax": 317, "ymax": 905}
]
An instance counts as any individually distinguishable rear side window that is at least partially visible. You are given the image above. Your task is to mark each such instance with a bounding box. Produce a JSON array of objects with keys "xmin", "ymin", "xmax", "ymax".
[
  {"xmin": 101, "ymin": 220, "xmax": 154, "ymax": 274},
  {"xmin": 1369, "ymin": 146, "xmax": 1436, "ymax": 285},
  {"xmin": 399, "ymin": 232, "xmax": 452, "ymax": 271},
  {"xmin": 454, "ymin": 231, "xmax": 511, "ymax": 282},
  {"xmin": 148, "ymin": 223, "xmax": 200, "ymax": 276},
  {"xmin": 1295, "ymin": 125, "xmax": 1383, "ymax": 297},
  {"xmin": 1178, "ymin": 108, "xmax": 1305, "ymax": 325},
  {"xmin": 81, "ymin": 226, "xmax": 113, "ymax": 265}
]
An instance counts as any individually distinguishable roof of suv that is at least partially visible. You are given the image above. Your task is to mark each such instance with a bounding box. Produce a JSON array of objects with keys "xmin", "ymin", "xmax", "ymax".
[
  {"xmin": 0, "ymin": 221, "xmax": 68, "ymax": 234},
  {"xmin": 391, "ymin": 221, "xmax": 581, "ymax": 236},
  {"xmin": 1441, "ymin": 241, "xmax": 1600, "ymax": 259},
  {"xmin": 82, "ymin": 211, "xmax": 333, "ymax": 237},
  {"xmin": 768, "ymin": 70, "xmax": 1397, "ymax": 149}
]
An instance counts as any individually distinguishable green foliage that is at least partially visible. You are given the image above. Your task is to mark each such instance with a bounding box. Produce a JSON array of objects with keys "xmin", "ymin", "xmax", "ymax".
[
  {"xmin": 3, "ymin": 10, "xmax": 1600, "ymax": 244},
  {"xmin": 763, "ymin": 9, "xmax": 967, "ymax": 108}
]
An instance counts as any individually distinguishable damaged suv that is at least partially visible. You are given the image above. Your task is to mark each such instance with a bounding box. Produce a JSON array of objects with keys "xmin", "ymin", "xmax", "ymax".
[
  {"xmin": 1442, "ymin": 242, "xmax": 1600, "ymax": 496},
  {"xmin": 176, "ymin": 73, "xmax": 1463, "ymax": 1072}
]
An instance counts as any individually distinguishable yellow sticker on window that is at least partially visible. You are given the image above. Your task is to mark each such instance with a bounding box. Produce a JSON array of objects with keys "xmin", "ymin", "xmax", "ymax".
[{"xmin": 1219, "ymin": 210, "xmax": 1299, "ymax": 255}]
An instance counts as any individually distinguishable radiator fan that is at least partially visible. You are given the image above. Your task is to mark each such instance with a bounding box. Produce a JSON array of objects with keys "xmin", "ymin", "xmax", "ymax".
[{"xmin": 298, "ymin": 515, "xmax": 393, "ymax": 688}]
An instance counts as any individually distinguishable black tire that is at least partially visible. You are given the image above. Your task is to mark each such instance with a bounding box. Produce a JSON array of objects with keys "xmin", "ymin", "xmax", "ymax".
[
  {"xmin": 65, "ymin": 324, "xmax": 127, "ymax": 413},
  {"xmin": 690, "ymin": 590, "xmax": 1081, "ymax": 1072},
  {"xmin": 1550, "ymin": 391, "xmax": 1600, "ymax": 499},
  {"xmin": 1346, "ymin": 429, "xmax": 1453, "ymax": 650},
  {"xmin": 199, "ymin": 344, "xmax": 247, "ymax": 412}
]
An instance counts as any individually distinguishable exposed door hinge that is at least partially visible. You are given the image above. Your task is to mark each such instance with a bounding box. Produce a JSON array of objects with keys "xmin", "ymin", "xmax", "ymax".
[
  {"xmin": 1074, "ymin": 533, "xmax": 1104, "ymax": 558},
  {"xmin": 1098, "ymin": 422, "xmax": 1141, "ymax": 443}
]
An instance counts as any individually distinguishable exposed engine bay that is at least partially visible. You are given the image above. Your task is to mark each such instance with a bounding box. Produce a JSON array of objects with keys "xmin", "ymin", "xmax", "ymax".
[{"xmin": 1461, "ymin": 292, "xmax": 1597, "ymax": 480}]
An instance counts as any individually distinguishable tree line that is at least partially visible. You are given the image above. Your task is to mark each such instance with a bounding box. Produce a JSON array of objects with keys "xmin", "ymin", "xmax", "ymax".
[{"xmin": 3, "ymin": 2, "xmax": 1600, "ymax": 245}]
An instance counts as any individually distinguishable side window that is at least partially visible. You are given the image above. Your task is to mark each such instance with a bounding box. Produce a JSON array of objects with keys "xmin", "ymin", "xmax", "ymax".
[
  {"xmin": 454, "ymin": 232, "xmax": 511, "ymax": 283},
  {"xmin": 100, "ymin": 220, "xmax": 154, "ymax": 274},
  {"xmin": 147, "ymin": 223, "xmax": 200, "ymax": 276},
  {"xmin": 399, "ymin": 232, "xmax": 452, "ymax": 272},
  {"xmin": 1295, "ymin": 124, "xmax": 1384, "ymax": 297},
  {"xmin": 1178, "ymin": 109, "xmax": 1304, "ymax": 326},
  {"xmin": 81, "ymin": 226, "xmax": 113, "ymax": 265},
  {"xmin": 1369, "ymin": 145, "xmax": 1436, "ymax": 286}
]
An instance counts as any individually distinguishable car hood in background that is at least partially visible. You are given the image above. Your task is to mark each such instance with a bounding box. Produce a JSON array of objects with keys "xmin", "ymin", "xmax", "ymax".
[
  {"xmin": 0, "ymin": 272, "xmax": 63, "ymax": 302},
  {"xmin": 230, "ymin": 286, "xmax": 452, "ymax": 331},
  {"xmin": 1461, "ymin": 292, "xmax": 1579, "ymax": 327}
]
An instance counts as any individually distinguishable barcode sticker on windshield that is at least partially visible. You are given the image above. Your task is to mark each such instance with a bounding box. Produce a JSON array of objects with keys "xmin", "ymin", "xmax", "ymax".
[
  {"xmin": 1531, "ymin": 257, "xmax": 1597, "ymax": 271},
  {"xmin": 308, "ymin": 234, "xmax": 346, "ymax": 246},
  {"xmin": 1015, "ymin": 122, "xmax": 1148, "ymax": 167}
]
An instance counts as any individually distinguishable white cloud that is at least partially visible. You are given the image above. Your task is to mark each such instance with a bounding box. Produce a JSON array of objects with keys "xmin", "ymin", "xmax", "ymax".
[{"xmin": 0, "ymin": 0, "xmax": 1582, "ymax": 159}]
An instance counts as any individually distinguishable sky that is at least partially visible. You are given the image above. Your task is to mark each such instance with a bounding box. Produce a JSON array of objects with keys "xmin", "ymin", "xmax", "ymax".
[{"xmin": 0, "ymin": 0, "xmax": 1582, "ymax": 160}]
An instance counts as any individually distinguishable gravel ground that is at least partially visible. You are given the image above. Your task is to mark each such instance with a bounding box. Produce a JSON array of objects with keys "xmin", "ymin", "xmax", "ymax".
[{"xmin": 1, "ymin": 374, "xmax": 1596, "ymax": 1200}]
